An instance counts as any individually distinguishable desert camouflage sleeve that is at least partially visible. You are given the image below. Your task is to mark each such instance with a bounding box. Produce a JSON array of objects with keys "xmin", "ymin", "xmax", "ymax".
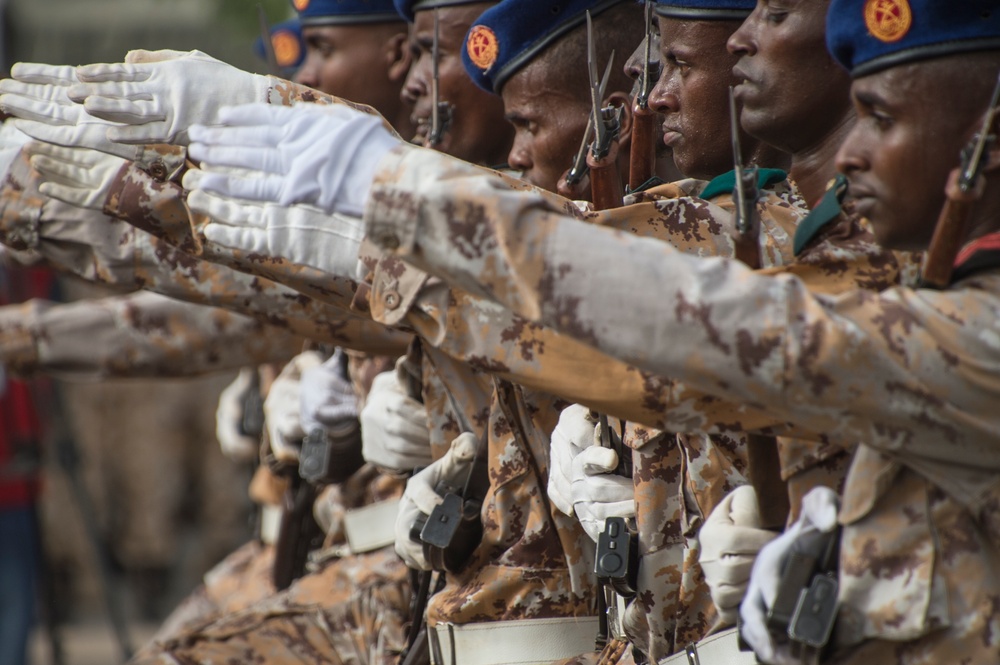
[
  {"xmin": 0, "ymin": 151, "xmax": 411, "ymax": 354},
  {"xmin": 0, "ymin": 290, "xmax": 302, "ymax": 380}
]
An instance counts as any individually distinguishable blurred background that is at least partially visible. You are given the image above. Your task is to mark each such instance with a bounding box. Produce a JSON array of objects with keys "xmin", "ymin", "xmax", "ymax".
[{"xmin": 2, "ymin": 1, "xmax": 296, "ymax": 663}]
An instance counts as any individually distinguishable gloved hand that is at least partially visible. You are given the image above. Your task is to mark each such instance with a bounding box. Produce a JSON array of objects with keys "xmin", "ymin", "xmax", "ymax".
[
  {"xmin": 187, "ymin": 102, "xmax": 399, "ymax": 216},
  {"xmin": 264, "ymin": 351, "xmax": 324, "ymax": 464},
  {"xmin": 360, "ymin": 365, "xmax": 432, "ymax": 474},
  {"xmin": 25, "ymin": 142, "xmax": 127, "ymax": 210},
  {"xmin": 68, "ymin": 50, "xmax": 274, "ymax": 146},
  {"xmin": 740, "ymin": 486, "xmax": 839, "ymax": 665},
  {"xmin": 183, "ymin": 186, "xmax": 364, "ymax": 279},
  {"xmin": 548, "ymin": 404, "xmax": 598, "ymax": 517},
  {"xmin": 699, "ymin": 485, "xmax": 778, "ymax": 625},
  {"xmin": 571, "ymin": 443, "xmax": 636, "ymax": 542},
  {"xmin": 0, "ymin": 63, "xmax": 141, "ymax": 161},
  {"xmin": 394, "ymin": 432, "xmax": 477, "ymax": 570},
  {"xmin": 215, "ymin": 368, "xmax": 261, "ymax": 463},
  {"xmin": 299, "ymin": 348, "xmax": 358, "ymax": 434}
]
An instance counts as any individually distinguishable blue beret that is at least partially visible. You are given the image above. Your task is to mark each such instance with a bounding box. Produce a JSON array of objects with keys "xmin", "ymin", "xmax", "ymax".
[
  {"xmin": 291, "ymin": 0, "xmax": 403, "ymax": 26},
  {"xmin": 655, "ymin": 0, "xmax": 754, "ymax": 21},
  {"xmin": 461, "ymin": 0, "xmax": 625, "ymax": 93},
  {"xmin": 395, "ymin": 0, "xmax": 495, "ymax": 23},
  {"xmin": 827, "ymin": 0, "xmax": 1000, "ymax": 76},
  {"xmin": 254, "ymin": 19, "xmax": 306, "ymax": 72}
]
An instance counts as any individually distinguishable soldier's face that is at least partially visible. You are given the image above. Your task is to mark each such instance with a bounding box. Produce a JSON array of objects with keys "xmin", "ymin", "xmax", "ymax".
[
  {"xmin": 648, "ymin": 18, "xmax": 745, "ymax": 179},
  {"xmin": 297, "ymin": 24, "xmax": 406, "ymax": 115},
  {"xmin": 726, "ymin": 0, "xmax": 852, "ymax": 154},
  {"xmin": 403, "ymin": 5, "xmax": 512, "ymax": 165},
  {"xmin": 501, "ymin": 60, "xmax": 592, "ymax": 193},
  {"xmin": 836, "ymin": 64, "xmax": 971, "ymax": 251}
]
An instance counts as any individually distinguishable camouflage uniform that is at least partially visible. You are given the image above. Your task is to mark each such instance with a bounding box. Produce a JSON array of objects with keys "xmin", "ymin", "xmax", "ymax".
[
  {"xmin": 0, "ymin": 290, "xmax": 302, "ymax": 380},
  {"xmin": 0, "ymin": 150, "xmax": 411, "ymax": 355},
  {"xmin": 362, "ymin": 146, "xmax": 1000, "ymax": 661},
  {"xmin": 135, "ymin": 467, "xmax": 412, "ymax": 665}
]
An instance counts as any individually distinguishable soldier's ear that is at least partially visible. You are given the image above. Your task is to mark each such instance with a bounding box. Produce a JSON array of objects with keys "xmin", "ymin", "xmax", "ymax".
[{"xmin": 385, "ymin": 32, "xmax": 413, "ymax": 84}]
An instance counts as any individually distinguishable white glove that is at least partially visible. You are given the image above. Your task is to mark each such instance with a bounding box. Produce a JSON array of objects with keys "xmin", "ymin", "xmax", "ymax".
[
  {"xmin": 183, "ymin": 186, "xmax": 364, "ymax": 279},
  {"xmin": 699, "ymin": 485, "xmax": 778, "ymax": 625},
  {"xmin": 548, "ymin": 404, "xmax": 598, "ymax": 517},
  {"xmin": 394, "ymin": 432, "xmax": 477, "ymax": 570},
  {"xmin": 68, "ymin": 50, "xmax": 273, "ymax": 146},
  {"xmin": 264, "ymin": 352, "xmax": 324, "ymax": 464},
  {"xmin": 0, "ymin": 63, "xmax": 141, "ymax": 161},
  {"xmin": 187, "ymin": 103, "xmax": 399, "ymax": 216},
  {"xmin": 25, "ymin": 142, "xmax": 127, "ymax": 210},
  {"xmin": 215, "ymin": 368, "xmax": 260, "ymax": 463},
  {"xmin": 299, "ymin": 348, "xmax": 358, "ymax": 434},
  {"xmin": 571, "ymin": 444, "xmax": 636, "ymax": 542},
  {"xmin": 740, "ymin": 486, "xmax": 839, "ymax": 665},
  {"xmin": 360, "ymin": 368, "xmax": 432, "ymax": 474}
]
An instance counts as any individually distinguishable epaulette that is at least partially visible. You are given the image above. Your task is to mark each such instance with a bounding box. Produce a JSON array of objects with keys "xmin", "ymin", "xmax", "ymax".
[
  {"xmin": 793, "ymin": 173, "xmax": 848, "ymax": 256},
  {"xmin": 698, "ymin": 167, "xmax": 786, "ymax": 201}
]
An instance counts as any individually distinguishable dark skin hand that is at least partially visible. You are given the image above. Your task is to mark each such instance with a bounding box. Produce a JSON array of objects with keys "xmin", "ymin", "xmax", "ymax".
[
  {"xmin": 836, "ymin": 58, "xmax": 1000, "ymax": 252},
  {"xmin": 727, "ymin": 0, "xmax": 853, "ymax": 205},
  {"xmin": 402, "ymin": 4, "xmax": 513, "ymax": 165}
]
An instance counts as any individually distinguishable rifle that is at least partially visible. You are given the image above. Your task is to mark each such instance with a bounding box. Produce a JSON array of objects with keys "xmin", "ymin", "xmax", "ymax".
[
  {"xmin": 726, "ymin": 86, "xmax": 790, "ymax": 531},
  {"xmin": 586, "ymin": 11, "xmax": 624, "ymax": 211},
  {"xmin": 428, "ymin": 9, "xmax": 454, "ymax": 147},
  {"xmin": 627, "ymin": 1, "xmax": 657, "ymax": 192},
  {"xmin": 921, "ymin": 71, "xmax": 1000, "ymax": 289},
  {"xmin": 273, "ymin": 353, "xmax": 364, "ymax": 589}
]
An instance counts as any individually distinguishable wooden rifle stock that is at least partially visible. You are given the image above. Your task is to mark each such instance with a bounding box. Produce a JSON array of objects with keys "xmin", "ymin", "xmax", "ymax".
[
  {"xmin": 921, "ymin": 170, "xmax": 980, "ymax": 288},
  {"xmin": 746, "ymin": 435, "xmax": 790, "ymax": 530},
  {"xmin": 588, "ymin": 142, "xmax": 624, "ymax": 211},
  {"xmin": 628, "ymin": 105, "xmax": 657, "ymax": 192}
]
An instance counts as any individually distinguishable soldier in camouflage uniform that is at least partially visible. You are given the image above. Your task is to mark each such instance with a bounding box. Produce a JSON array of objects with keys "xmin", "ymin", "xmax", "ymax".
[
  {"xmin": 0, "ymin": 290, "xmax": 302, "ymax": 380},
  {"xmin": 351, "ymin": 1, "xmax": 1000, "ymax": 662}
]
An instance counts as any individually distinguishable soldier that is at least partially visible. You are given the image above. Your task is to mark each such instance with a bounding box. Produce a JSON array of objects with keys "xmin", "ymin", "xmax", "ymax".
[
  {"xmin": 398, "ymin": 0, "xmax": 511, "ymax": 165},
  {"xmin": 332, "ymin": 0, "xmax": 1000, "ymax": 662}
]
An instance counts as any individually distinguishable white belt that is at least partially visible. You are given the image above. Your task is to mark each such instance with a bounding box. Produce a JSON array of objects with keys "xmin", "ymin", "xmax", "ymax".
[
  {"xmin": 428, "ymin": 616, "xmax": 599, "ymax": 665},
  {"xmin": 259, "ymin": 504, "xmax": 283, "ymax": 546},
  {"xmin": 343, "ymin": 497, "xmax": 400, "ymax": 554},
  {"xmin": 658, "ymin": 628, "xmax": 758, "ymax": 665}
]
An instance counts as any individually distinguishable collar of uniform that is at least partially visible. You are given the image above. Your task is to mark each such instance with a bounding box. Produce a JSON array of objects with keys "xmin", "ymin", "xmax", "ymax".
[
  {"xmin": 937, "ymin": 231, "xmax": 1000, "ymax": 287},
  {"xmin": 793, "ymin": 173, "xmax": 848, "ymax": 256},
  {"xmin": 698, "ymin": 167, "xmax": 787, "ymax": 201}
]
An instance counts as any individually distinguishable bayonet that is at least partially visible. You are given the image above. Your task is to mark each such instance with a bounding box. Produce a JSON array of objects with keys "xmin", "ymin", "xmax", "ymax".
[
  {"xmin": 637, "ymin": 0, "xmax": 655, "ymax": 110},
  {"xmin": 565, "ymin": 114, "xmax": 594, "ymax": 186},
  {"xmin": 628, "ymin": 1, "xmax": 658, "ymax": 191},
  {"xmin": 729, "ymin": 85, "xmax": 758, "ymax": 239},
  {"xmin": 922, "ymin": 70, "xmax": 1000, "ymax": 288},
  {"xmin": 959, "ymin": 71, "xmax": 1000, "ymax": 192},
  {"xmin": 429, "ymin": 9, "xmax": 454, "ymax": 146},
  {"xmin": 587, "ymin": 11, "xmax": 620, "ymax": 160}
]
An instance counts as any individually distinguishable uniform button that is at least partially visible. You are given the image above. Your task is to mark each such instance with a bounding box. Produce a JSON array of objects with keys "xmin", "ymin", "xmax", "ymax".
[
  {"xmin": 384, "ymin": 291, "xmax": 401, "ymax": 310},
  {"xmin": 378, "ymin": 232, "xmax": 400, "ymax": 250},
  {"xmin": 148, "ymin": 160, "xmax": 168, "ymax": 181}
]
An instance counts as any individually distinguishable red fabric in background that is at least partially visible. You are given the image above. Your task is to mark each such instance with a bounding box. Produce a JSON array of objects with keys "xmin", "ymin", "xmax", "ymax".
[{"xmin": 0, "ymin": 264, "xmax": 55, "ymax": 508}]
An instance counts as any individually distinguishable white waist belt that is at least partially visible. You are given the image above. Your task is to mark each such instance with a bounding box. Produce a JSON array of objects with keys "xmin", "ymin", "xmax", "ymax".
[
  {"xmin": 343, "ymin": 497, "xmax": 400, "ymax": 554},
  {"xmin": 259, "ymin": 504, "xmax": 283, "ymax": 546},
  {"xmin": 658, "ymin": 628, "xmax": 758, "ymax": 665},
  {"xmin": 429, "ymin": 616, "xmax": 599, "ymax": 665}
]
